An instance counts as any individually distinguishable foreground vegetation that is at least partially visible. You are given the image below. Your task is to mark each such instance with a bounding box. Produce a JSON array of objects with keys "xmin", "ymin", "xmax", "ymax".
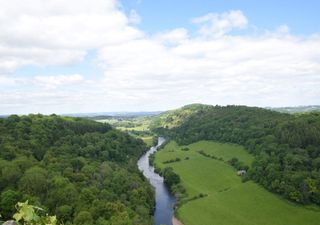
[
  {"xmin": 0, "ymin": 115, "xmax": 154, "ymax": 225},
  {"xmin": 154, "ymin": 141, "xmax": 320, "ymax": 225}
]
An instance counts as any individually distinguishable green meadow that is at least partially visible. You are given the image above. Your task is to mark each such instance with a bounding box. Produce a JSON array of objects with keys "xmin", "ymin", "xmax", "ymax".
[
  {"xmin": 141, "ymin": 136, "xmax": 154, "ymax": 147},
  {"xmin": 154, "ymin": 141, "xmax": 320, "ymax": 225},
  {"xmin": 96, "ymin": 117, "xmax": 151, "ymax": 131}
]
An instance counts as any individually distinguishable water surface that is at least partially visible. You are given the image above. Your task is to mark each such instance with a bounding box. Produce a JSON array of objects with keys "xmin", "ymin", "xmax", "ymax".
[{"xmin": 137, "ymin": 137, "xmax": 175, "ymax": 225}]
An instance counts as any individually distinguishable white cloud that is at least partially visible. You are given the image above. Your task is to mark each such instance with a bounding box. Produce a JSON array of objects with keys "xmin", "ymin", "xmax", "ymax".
[
  {"xmin": 0, "ymin": 45, "xmax": 87, "ymax": 74},
  {"xmin": 154, "ymin": 28, "xmax": 189, "ymax": 44},
  {"xmin": 33, "ymin": 74, "xmax": 84, "ymax": 89},
  {"xmin": 0, "ymin": 0, "xmax": 142, "ymax": 73},
  {"xmin": 97, "ymin": 18, "xmax": 320, "ymax": 110},
  {"xmin": 192, "ymin": 10, "xmax": 248, "ymax": 38},
  {"xmin": 0, "ymin": 75, "xmax": 20, "ymax": 86},
  {"xmin": 0, "ymin": 6, "xmax": 320, "ymax": 114}
]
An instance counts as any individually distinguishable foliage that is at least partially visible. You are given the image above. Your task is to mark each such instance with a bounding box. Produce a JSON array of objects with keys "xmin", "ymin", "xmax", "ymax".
[
  {"xmin": 162, "ymin": 158, "xmax": 181, "ymax": 164},
  {"xmin": 0, "ymin": 115, "xmax": 154, "ymax": 225},
  {"xmin": 13, "ymin": 201, "xmax": 58, "ymax": 225},
  {"xmin": 161, "ymin": 167, "xmax": 180, "ymax": 190},
  {"xmin": 0, "ymin": 190, "xmax": 22, "ymax": 219},
  {"xmin": 227, "ymin": 157, "xmax": 249, "ymax": 171}
]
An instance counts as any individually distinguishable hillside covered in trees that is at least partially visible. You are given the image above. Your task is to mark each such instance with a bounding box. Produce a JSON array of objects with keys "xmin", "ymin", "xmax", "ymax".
[
  {"xmin": 154, "ymin": 105, "xmax": 320, "ymax": 205},
  {"xmin": 0, "ymin": 115, "xmax": 154, "ymax": 225}
]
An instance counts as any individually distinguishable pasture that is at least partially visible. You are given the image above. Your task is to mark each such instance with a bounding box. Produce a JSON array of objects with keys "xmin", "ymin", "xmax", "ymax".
[{"xmin": 154, "ymin": 141, "xmax": 320, "ymax": 225}]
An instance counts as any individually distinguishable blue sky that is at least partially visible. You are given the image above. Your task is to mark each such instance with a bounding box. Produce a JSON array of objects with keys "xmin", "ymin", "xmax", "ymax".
[
  {"xmin": 0, "ymin": 0, "xmax": 320, "ymax": 114},
  {"xmin": 122, "ymin": 0, "xmax": 320, "ymax": 34}
]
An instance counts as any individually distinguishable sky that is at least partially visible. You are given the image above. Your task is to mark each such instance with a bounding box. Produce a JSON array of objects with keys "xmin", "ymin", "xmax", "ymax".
[{"xmin": 0, "ymin": 0, "xmax": 320, "ymax": 114}]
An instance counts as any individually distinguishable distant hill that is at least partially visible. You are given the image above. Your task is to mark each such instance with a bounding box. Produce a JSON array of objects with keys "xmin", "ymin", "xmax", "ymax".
[
  {"xmin": 3, "ymin": 105, "xmax": 319, "ymax": 119},
  {"xmin": 0, "ymin": 111, "xmax": 162, "ymax": 119},
  {"xmin": 269, "ymin": 105, "xmax": 320, "ymax": 113},
  {"xmin": 149, "ymin": 103, "xmax": 212, "ymax": 129},
  {"xmin": 64, "ymin": 111, "xmax": 162, "ymax": 118}
]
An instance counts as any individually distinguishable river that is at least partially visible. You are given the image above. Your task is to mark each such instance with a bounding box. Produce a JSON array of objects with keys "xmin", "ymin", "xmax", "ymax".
[{"xmin": 137, "ymin": 137, "xmax": 176, "ymax": 225}]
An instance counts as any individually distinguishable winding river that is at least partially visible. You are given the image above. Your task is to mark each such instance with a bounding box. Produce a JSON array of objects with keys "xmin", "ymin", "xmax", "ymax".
[{"xmin": 137, "ymin": 137, "xmax": 175, "ymax": 225}]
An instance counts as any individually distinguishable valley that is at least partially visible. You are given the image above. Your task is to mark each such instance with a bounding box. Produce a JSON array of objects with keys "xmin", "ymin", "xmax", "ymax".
[
  {"xmin": 1, "ymin": 104, "xmax": 320, "ymax": 225},
  {"xmin": 93, "ymin": 104, "xmax": 320, "ymax": 225}
]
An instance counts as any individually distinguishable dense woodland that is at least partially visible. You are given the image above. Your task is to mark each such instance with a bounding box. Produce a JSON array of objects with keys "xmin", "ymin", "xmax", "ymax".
[
  {"xmin": 0, "ymin": 115, "xmax": 154, "ymax": 225},
  {"xmin": 154, "ymin": 105, "xmax": 320, "ymax": 205}
]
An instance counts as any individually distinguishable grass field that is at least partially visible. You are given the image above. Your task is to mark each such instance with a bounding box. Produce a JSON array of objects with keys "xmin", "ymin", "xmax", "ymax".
[
  {"xmin": 154, "ymin": 141, "xmax": 320, "ymax": 225},
  {"xmin": 96, "ymin": 117, "xmax": 151, "ymax": 131},
  {"xmin": 141, "ymin": 136, "xmax": 154, "ymax": 147}
]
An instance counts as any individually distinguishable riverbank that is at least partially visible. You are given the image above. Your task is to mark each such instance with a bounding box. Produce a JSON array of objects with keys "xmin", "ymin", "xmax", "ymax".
[{"xmin": 172, "ymin": 216, "xmax": 184, "ymax": 225}]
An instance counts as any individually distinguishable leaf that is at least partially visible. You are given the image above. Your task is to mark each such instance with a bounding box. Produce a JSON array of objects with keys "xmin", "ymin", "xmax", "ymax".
[{"xmin": 13, "ymin": 211, "xmax": 23, "ymax": 222}]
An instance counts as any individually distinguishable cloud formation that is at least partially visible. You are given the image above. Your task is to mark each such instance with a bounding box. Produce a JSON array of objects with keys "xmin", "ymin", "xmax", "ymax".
[
  {"xmin": 192, "ymin": 10, "xmax": 248, "ymax": 37},
  {"xmin": 0, "ymin": 0, "xmax": 141, "ymax": 73},
  {"xmin": 33, "ymin": 74, "xmax": 84, "ymax": 89},
  {"xmin": 0, "ymin": 1, "xmax": 319, "ymax": 114},
  {"xmin": 98, "ymin": 31, "xmax": 320, "ymax": 109}
]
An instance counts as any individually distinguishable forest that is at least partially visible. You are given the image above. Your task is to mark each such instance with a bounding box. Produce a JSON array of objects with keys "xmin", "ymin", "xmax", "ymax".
[
  {"xmin": 0, "ymin": 114, "xmax": 154, "ymax": 225},
  {"xmin": 154, "ymin": 105, "xmax": 320, "ymax": 205}
]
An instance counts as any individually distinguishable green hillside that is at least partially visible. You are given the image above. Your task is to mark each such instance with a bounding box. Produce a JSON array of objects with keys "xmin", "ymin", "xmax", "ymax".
[
  {"xmin": 95, "ymin": 104, "xmax": 210, "ymax": 133},
  {"xmin": 94, "ymin": 104, "xmax": 210, "ymax": 147},
  {"xmin": 154, "ymin": 141, "xmax": 320, "ymax": 225},
  {"xmin": 149, "ymin": 104, "xmax": 211, "ymax": 130},
  {"xmin": 156, "ymin": 105, "xmax": 320, "ymax": 205}
]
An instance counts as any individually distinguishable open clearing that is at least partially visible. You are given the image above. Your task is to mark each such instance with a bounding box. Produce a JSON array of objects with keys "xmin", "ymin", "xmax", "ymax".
[
  {"xmin": 141, "ymin": 136, "xmax": 154, "ymax": 147},
  {"xmin": 154, "ymin": 141, "xmax": 320, "ymax": 225}
]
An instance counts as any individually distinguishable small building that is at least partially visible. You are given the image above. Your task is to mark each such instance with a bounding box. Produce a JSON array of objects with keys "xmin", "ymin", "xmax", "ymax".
[{"xmin": 237, "ymin": 170, "xmax": 246, "ymax": 176}]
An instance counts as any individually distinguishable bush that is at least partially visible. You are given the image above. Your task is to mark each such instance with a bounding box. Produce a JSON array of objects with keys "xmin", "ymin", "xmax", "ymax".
[
  {"xmin": 163, "ymin": 157, "xmax": 181, "ymax": 164},
  {"xmin": 162, "ymin": 167, "xmax": 180, "ymax": 191}
]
